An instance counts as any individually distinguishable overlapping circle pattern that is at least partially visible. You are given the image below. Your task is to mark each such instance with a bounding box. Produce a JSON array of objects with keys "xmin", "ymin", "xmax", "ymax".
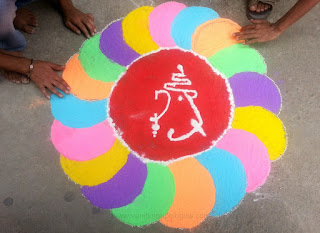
[{"xmin": 50, "ymin": 2, "xmax": 287, "ymax": 229}]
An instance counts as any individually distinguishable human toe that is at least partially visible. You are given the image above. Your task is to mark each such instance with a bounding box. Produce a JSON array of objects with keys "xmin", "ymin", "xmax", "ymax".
[
  {"xmin": 249, "ymin": 4, "xmax": 257, "ymax": 11},
  {"xmin": 12, "ymin": 75, "xmax": 21, "ymax": 83},
  {"xmin": 264, "ymin": 4, "xmax": 270, "ymax": 10},
  {"xmin": 260, "ymin": 3, "xmax": 269, "ymax": 12},
  {"xmin": 256, "ymin": 2, "xmax": 263, "ymax": 12},
  {"xmin": 22, "ymin": 25, "xmax": 35, "ymax": 34},
  {"xmin": 21, "ymin": 76, "xmax": 30, "ymax": 84},
  {"xmin": 29, "ymin": 17, "xmax": 38, "ymax": 27}
]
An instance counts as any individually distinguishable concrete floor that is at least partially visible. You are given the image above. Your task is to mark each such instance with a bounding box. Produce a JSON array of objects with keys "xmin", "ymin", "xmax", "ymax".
[{"xmin": 0, "ymin": 0, "xmax": 319, "ymax": 232}]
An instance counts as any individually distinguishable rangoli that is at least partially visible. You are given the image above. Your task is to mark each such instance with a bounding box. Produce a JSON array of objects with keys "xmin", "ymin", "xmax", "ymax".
[{"xmin": 50, "ymin": 2, "xmax": 287, "ymax": 229}]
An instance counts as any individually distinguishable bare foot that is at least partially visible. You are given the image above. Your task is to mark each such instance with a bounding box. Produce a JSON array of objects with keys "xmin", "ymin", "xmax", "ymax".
[
  {"xmin": 13, "ymin": 8, "xmax": 38, "ymax": 34},
  {"xmin": 249, "ymin": 2, "xmax": 271, "ymax": 13},
  {"xmin": 1, "ymin": 70, "xmax": 30, "ymax": 84},
  {"xmin": 0, "ymin": 50, "xmax": 30, "ymax": 84}
]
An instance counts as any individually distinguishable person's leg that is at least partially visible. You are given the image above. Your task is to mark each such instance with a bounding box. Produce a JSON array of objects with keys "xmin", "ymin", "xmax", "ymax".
[
  {"xmin": 0, "ymin": 0, "xmax": 27, "ymax": 51},
  {"xmin": 0, "ymin": 1, "xmax": 30, "ymax": 83}
]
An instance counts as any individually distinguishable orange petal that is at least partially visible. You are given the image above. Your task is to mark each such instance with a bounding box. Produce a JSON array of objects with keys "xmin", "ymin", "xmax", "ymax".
[
  {"xmin": 63, "ymin": 54, "xmax": 113, "ymax": 100},
  {"xmin": 160, "ymin": 157, "xmax": 215, "ymax": 229},
  {"xmin": 192, "ymin": 18, "xmax": 241, "ymax": 58}
]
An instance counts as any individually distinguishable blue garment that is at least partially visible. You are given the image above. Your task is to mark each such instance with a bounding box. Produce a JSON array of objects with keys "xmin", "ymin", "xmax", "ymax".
[
  {"xmin": 0, "ymin": 0, "xmax": 34, "ymax": 51},
  {"xmin": 16, "ymin": 0, "xmax": 34, "ymax": 9}
]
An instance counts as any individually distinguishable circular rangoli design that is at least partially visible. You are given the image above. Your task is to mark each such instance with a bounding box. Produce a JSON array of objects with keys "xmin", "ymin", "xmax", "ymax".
[{"xmin": 50, "ymin": 2, "xmax": 287, "ymax": 229}]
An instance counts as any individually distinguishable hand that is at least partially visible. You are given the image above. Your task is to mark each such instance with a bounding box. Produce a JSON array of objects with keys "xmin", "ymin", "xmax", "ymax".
[
  {"xmin": 30, "ymin": 61, "xmax": 70, "ymax": 99},
  {"xmin": 63, "ymin": 7, "xmax": 96, "ymax": 38},
  {"xmin": 233, "ymin": 19, "xmax": 282, "ymax": 44}
]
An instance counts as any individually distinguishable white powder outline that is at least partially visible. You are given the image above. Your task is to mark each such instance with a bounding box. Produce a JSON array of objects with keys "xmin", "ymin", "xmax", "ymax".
[{"xmin": 107, "ymin": 47, "xmax": 235, "ymax": 165}]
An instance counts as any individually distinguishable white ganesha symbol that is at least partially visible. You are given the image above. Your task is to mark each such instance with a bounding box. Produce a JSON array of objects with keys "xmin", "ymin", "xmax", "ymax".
[{"xmin": 150, "ymin": 64, "xmax": 207, "ymax": 141}]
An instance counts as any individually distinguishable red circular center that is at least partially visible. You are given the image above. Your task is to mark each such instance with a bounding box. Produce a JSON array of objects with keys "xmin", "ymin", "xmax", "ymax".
[{"xmin": 109, "ymin": 49, "xmax": 233, "ymax": 162}]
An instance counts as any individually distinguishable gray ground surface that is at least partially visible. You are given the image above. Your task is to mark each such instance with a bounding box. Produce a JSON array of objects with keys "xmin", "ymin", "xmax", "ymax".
[{"xmin": 0, "ymin": 0, "xmax": 319, "ymax": 232}]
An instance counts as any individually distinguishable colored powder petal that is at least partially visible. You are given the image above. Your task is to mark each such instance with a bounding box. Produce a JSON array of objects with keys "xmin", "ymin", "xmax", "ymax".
[
  {"xmin": 216, "ymin": 129, "xmax": 271, "ymax": 192},
  {"xmin": 78, "ymin": 34, "xmax": 126, "ymax": 82},
  {"xmin": 62, "ymin": 54, "xmax": 113, "ymax": 101},
  {"xmin": 149, "ymin": 1, "xmax": 186, "ymax": 47},
  {"xmin": 171, "ymin": 7, "xmax": 219, "ymax": 50},
  {"xmin": 229, "ymin": 72, "xmax": 282, "ymax": 114},
  {"xmin": 50, "ymin": 92, "xmax": 107, "ymax": 128},
  {"xmin": 99, "ymin": 20, "xmax": 140, "ymax": 66},
  {"xmin": 208, "ymin": 44, "xmax": 266, "ymax": 78},
  {"xmin": 197, "ymin": 148, "xmax": 247, "ymax": 217},
  {"xmin": 232, "ymin": 106, "xmax": 287, "ymax": 160},
  {"xmin": 51, "ymin": 120, "xmax": 116, "ymax": 161},
  {"xmin": 122, "ymin": 6, "xmax": 159, "ymax": 55},
  {"xmin": 81, "ymin": 154, "xmax": 147, "ymax": 209},
  {"xmin": 160, "ymin": 157, "xmax": 215, "ymax": 229},
  {"xmin": 60, "ymin": 140, "xmax": 129, "ymax": 186},
  {"xmin": 111, "ymin": 163, "xmax": 175, "ymax": 226},
  {"xmin": 192, "ymin": 18, "xmax": 241, "ymax": 58}
]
